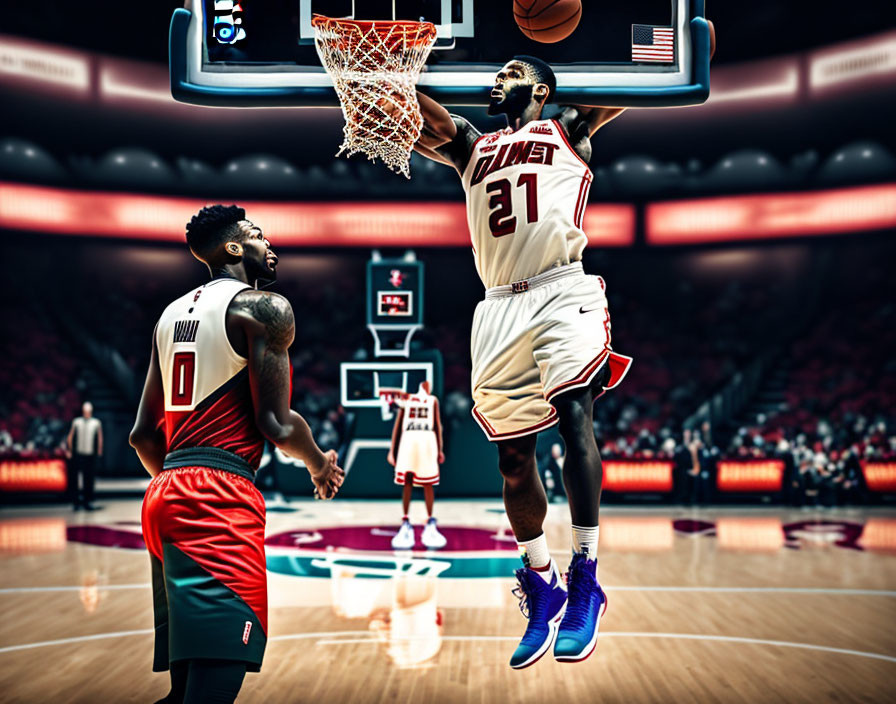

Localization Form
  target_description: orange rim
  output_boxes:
[311,14,438,45]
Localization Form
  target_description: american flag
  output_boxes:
[631,25,675,63]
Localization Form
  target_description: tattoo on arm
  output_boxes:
[253,293,295,351]
[234,291,296,424]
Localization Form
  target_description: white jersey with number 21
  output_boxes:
[461,119,593,289]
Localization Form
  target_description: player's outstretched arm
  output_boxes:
[235,290,345,499]
[415,91,481,173]
[129,328,167,477]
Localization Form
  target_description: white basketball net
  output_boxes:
[313,16,438,178]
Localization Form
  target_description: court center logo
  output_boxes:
[264,525,520,579]
[60,522,521,579]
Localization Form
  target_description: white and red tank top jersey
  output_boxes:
[155,278,267,470]
[461,119,593,289]
[401,392,436,433]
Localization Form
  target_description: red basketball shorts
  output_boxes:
[141,466,267,671]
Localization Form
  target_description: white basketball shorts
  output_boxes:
[394,431,440,486]
[470,262,632,442]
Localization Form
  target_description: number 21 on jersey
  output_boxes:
[486,173,538,237]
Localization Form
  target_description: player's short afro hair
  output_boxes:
[185,204,246,255]
[513,55,556,103]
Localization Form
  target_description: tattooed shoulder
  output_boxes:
[234,290,295,350]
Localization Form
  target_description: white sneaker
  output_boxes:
[391,520,415,549]
[421,518,447,549]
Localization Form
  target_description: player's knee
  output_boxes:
[497,438,537,482]
[498,456,533,483]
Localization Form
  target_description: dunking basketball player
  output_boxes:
[388,380,447,549]
[412,61,633,668]
[129,205,344,703]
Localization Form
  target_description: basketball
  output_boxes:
[513,0,582,43]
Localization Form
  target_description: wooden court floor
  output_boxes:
[1,500,894,703]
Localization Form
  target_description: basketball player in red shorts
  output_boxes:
[129,204,344,703]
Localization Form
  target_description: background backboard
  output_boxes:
[171,0,711,107]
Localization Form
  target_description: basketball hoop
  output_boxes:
[313,15,438,178]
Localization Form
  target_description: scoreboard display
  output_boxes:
[378,291,412,317]
[367,259,423,328]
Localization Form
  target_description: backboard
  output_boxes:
[170,0,711,107]
[366,251,423,356]
[339,359,438,473]
[341,361,434,416]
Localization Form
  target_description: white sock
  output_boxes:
[519,533,551,572]
[571,525,599,561]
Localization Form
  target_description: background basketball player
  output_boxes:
[412,50,680,667]
[388,380,447,549]
[129,204,344,703]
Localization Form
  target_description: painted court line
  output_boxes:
[2,630,895,665]
[0,584,151,594]
[608,587,896,597]
[0,630,153,654]
[0,630,369,655]
[315,633,896,664]
[1,584,894,597]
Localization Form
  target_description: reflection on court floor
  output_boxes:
[1,501,895,702]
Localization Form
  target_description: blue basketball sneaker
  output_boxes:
[509,560,568,669]
[554,550,607,663]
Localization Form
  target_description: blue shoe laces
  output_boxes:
[512,568,534,619]
[513,567,557,621]
[562,553,598,631]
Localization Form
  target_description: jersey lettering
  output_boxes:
[173,320,200,343]
[470,140,558,185]
[462,120,591,288]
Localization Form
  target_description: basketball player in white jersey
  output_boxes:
[387,381,446,549]
[411,57,634,668]
[130,205,344,703]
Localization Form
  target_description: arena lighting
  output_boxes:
[704,58,799,106]
[716,461,784,493]
[646,184,896,245]
[100,65,174,104]
[582,205,637,246]
[0,182,636,246]
[0,459,67,493]
[810,31,896,94]
[861,462,896,493]
[602,461,674,493]
[0,35,90,94]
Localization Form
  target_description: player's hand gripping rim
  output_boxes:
[311,449,345,500]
